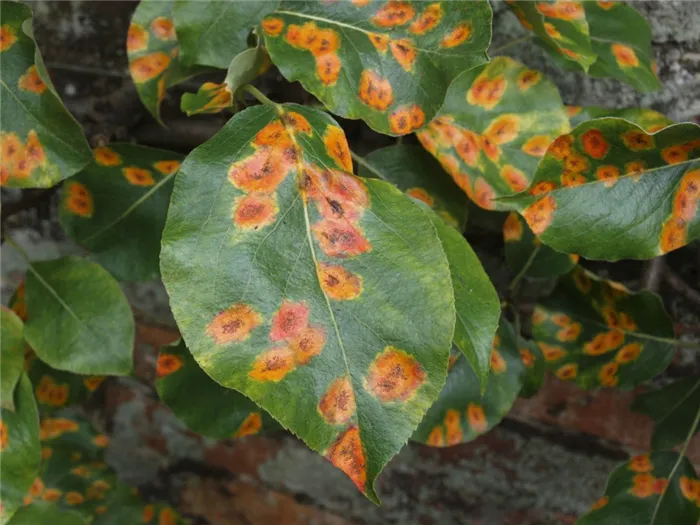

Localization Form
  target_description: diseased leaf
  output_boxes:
[632,378,700,451]
[507,1,596,71]
[417,57,569,210]
[504,118,700,260]
[172,0,277,69]
[518,337,546,398]
[127,0,207,122]
[1,307,25,411]
[585,1,661,93]
[503,212,578,279]
[0,374,41,525]
[357,145,499,391]
[27,357,105,414]
[577,452,700,525]
[181,45,269,117]
[156,340,280,439]
[262,0,492,135]
[161,103,455,501]
[532,267,675,390]
[59,144,184,282]
[0,1,91,188]
[360,145,468,229]
[413,321,524,446]
[7,503,87,525]
[568,106,673,133]
[24,257,134,376]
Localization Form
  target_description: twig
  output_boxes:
[641,257,665,292]
[664,269,700,306]
[240,84,278,108]
[508,245,541,292]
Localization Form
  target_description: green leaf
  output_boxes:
[27,357,105,414]
[1,307,25,411]
[181,45,269,117]
[417,56,569,210]
[24,257,134,376]
[59,144,184,282]
[568,106,673,133]
[506,1,596,71]
[7,503,87,525]
[518,337,546,399]
[127,0,207,122]
[354,146,499,392]
[532,267,675,390]
[0,1,91,189]
[503,211,578,279]
[632,378,700,451]
[172,0,277,69]
[577,452,700,525]
[262,0,491,136]
[156,339,279,439]
[504,118,700,260]
[0,374,41,525]
[161,103,455,502]
[585,1,661,93]
[412,321,524,446]
[360,145,468,229]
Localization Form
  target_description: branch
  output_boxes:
[641,257,665,292]
[664,269,700,306]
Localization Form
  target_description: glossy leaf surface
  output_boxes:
[632,378,700,451]
[507,1,595,71]
[532,267,675,390]
[577,452,700,525]
[172,0,276,69]
[156,340,279,439]
[1,307,25,411]
[0,375,41,525]
[127,0,206,122]
[568,106,673,133]
[413,322,524,446]
[358,145,499,390]
[506,118,700,260]
[24,257,134,376]
[585,1,661,93]
[503,212,578,279]
[59,144,184,281]
[417,57,569,210]
[263,0,492,135]
[0,1,91,188]
[27,357,104,414]
[161,103,455,501]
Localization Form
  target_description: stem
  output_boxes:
[240,85,277,108]
[630,333,700,351]
[45,62,128,78]
[3,235,31,261]
[350,151,384,179]
[508,245,541,292]
[490,35,534,55]
[396,136,404,146]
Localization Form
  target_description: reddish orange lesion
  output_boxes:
[358,70,394,111]
[454,129,480,167]
[156,353,183,378]
[83,376,105,392]
[615,342,642,364]
[503,212,523,242]
[39,418,80,440]
[122,166,155,186]
[520,348,536,368]
[522,135,552,157]
[427,426,446,447]
[561,171,586,187]
[319,376,356,425]
[389,39,417,72]
[552,1,585,20]
[229,146,293,194]
[289,326,326,365]
[153,159,181,175]
[480,135,501,163]
[555,363,578,381]
[282,111,313,136]
[590,495,609,512]
[233,192,278,230]
[406,187,434,207]
[409,3,442,35]
[151,17,176,41]
[18,65,47,94]
[466,403,488,433]
[612,43,639,68]
[250,346,296,382]
[129,52,171,84]
[673,169,700,221]
[0,420,8,451]
[207,303,263,345]
[517,70,541,90]
[93,146,122,167]
[660,216,687,254]
[556,322,581,342]
[440,23,472,48]
[364,346,427,403]
[539,342,566,362]
[0,24,18,52]
[661,145,688,165]
[372,1,415,28]
[484,115,520,145]
[311,168,369,222]
[474,177,496,210]
[389,105,425,135]
[312,219,372,258]
[323,126,353,172]
[326,425,367,492]
[467,74,507,110]
[25,130,46,170]
[65,182,94,218]
[501,165,529,193]
[581,129,610,159]
[529,181,557,196]
[549,134,574,160]
[318,263,363,301]
[444,409,463,445]
[629,473,655,498]
[595,165,620,187]
[316,54,342,86]
[367,32,390,52]
[284,22,342,86]
[262,17,285,37]
[127,23,149,52]
[679,476,700,503]
[621,130,654,151]
[35,375,70,407]
[490,349,507,374]
[270,301,310,343]
[599,362,619,387]
[235,412,263,437]
[522,195,557,235]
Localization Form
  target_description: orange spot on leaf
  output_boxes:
[318,263,363,301]
[522,195,556,235]
[612,43,639,68]
[467,403,488,433]
[474,177,496,210]
[539,342,566,362]
[490,349,507,374]
[445,409,463,445]
[233,192,278,230]
[123,166,155,186]
[153,159,181,175]
[235,412,263,437]
[595,165,620,187]
[316,53,342,86]
[390,39,417,72]
[441,23,472,48]
[65,182,94,217]
[616,342,642,364]
[207,304,262,344]
[581,129,610,159]
[156,353,183,378]
[661,145,688,165]
[250,346,296,382]
[262,17,285,36]
[313,219,371,258]
[555,363,578,381]
[0,24,18,52]
[621,130,654,151]
[326,425,367,492]
[467,75,506,110]
[282,111,312,136]
[229,146,292,193]
[18,65,46,94]
[129,52,171,84]
[368,32,390,52]
[427,426,445,447]
[518,70,541,90]
[151,17,175,41]
[660,217,687,254]
[484,114,520,145]
[290,326,326,365]
[319,376,356,425]
[372,1,415,28]
[127,23,148,52]
[359,70,394,111]
[93,146,122,167]
[270,301,310,343]
[522,135,551,157]
[324,126,353,171]
[503,212,523,242]
[409,3,442,35]
[365,346,426,403]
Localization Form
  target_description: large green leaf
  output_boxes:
[577,452,700,525]
[505,118,700,260]
[59,144,184,282]
[7,503,87,525]
[532,267,675,390]
[568,106,673,133]
[161,103,455,501]
[503,211,578,279]
[360,145,468,229]
[23,257,134,376]
[172,0,276,69]
[127,0,206,122]
[1,307,25,411]
[585,1,661,93]
[412,321,524,446]
[262,0,492,136]
[632,378,700,451]
[156,340,279,439]
[416,56,569,210]
[0,374,41,525]
[27,357,105,414]
[506,1,596,71]
[357,145,499,391]
[0,1,91,188]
